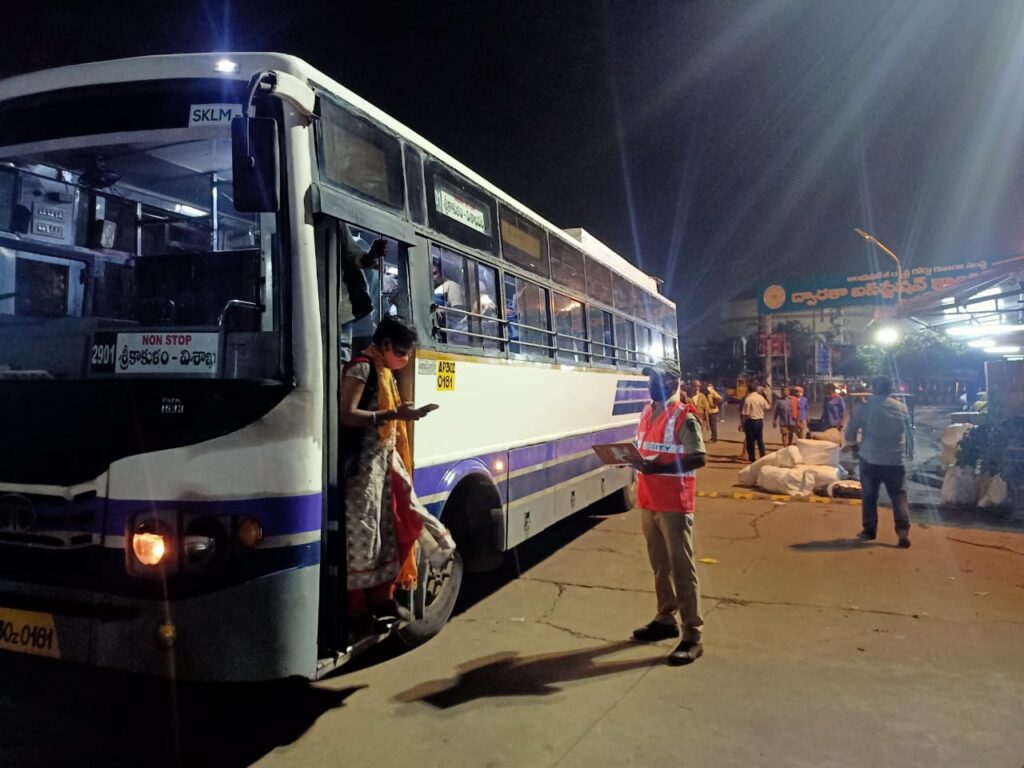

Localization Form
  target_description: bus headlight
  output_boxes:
[183,516,226,570]
[184,533,216,562]
[131,524,168,566]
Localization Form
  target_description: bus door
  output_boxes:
[317,216,413,657]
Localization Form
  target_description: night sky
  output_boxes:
[5,0,1024,335]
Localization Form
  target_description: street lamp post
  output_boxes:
[854,227,903,308]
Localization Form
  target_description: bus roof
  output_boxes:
[0,52,668,300]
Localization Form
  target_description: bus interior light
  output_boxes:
[215,59,239,74]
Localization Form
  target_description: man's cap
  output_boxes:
[641,359,682,378]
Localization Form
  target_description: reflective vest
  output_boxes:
[635,399,699,513]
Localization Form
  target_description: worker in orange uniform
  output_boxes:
[630,359,707,665]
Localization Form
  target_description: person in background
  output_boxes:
[740,385,770,461]
[349,234,389,353]
[772,386,797,447]
[821,383,847,431]
[340,315,453,627]
[841,375,912,549]
[687,379,712,440]
[631,359,707,666]
[706,383,723,442]
[793,385,809,439]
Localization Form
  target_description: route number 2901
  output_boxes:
[91,343,116,367]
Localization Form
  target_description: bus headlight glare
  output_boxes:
[132,532,166,566]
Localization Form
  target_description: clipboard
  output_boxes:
[592,442,645,469]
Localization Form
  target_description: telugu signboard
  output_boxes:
[758,260,991,314]
[89,332,220,376]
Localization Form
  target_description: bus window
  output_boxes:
[588,307,614,365]
[613,315,637,366]
[471,260,501,351]
[500,204,549,279]
[586,257,613,307]
[549,237,586,296]
[553,292,587,363]
[404,144,426,225]
[612,273,633,315]
[429,245,499,350]
[430,245,470,346]
[664,335,679,360]
[504,273,552,357]
[348,227,410,327]
[637,326,657,365]
[319,97,404,210]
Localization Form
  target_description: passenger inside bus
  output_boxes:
[431,255,468,345]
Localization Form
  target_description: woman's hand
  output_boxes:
[395,402,422,421]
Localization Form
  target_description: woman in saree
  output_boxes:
[340,315,454,624]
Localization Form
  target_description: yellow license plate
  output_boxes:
[0,607,61,659]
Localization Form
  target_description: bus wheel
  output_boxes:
[599,471,637,514]
[394,550,464,647]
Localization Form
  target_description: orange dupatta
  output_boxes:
[362,345,422,589]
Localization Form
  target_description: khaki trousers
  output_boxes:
[641,508,703,642]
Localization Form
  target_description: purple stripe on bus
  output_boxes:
[412,449,508,499]
[412,423,638,502]
[104,494,322,536]
[614,391,649,402]
[509,442,555,473]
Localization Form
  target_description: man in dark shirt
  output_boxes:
[821,383,847,430]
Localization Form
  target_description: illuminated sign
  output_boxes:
[758,260,991,313]
[112,333,220,375]
[434,182,489,235]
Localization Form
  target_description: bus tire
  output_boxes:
[599,471,637,514]
[394,550,464,648]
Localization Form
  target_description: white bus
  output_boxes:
[0,52,678,680]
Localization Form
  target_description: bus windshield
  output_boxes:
[0,129,284,381]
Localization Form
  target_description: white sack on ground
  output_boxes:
[940,466,977,506]
[777,444,803,468]
[758,466,808,496]
[737,445,804,486]
[796,438,841,467]
[799,465,842,495]
[978,475,1010,508]
[940,424,974,467]
[810,428,843,446]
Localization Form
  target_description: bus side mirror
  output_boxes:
[231,116,280,212]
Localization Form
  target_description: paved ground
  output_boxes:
[1,406,1022,767]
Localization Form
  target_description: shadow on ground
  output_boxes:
[0,654,361,768]
[452,507,609,618]
[393,640,662,708]
[790,537,901,552]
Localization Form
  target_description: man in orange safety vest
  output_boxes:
[631,359,707,665]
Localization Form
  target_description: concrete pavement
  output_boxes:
[255,434,1024,768]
